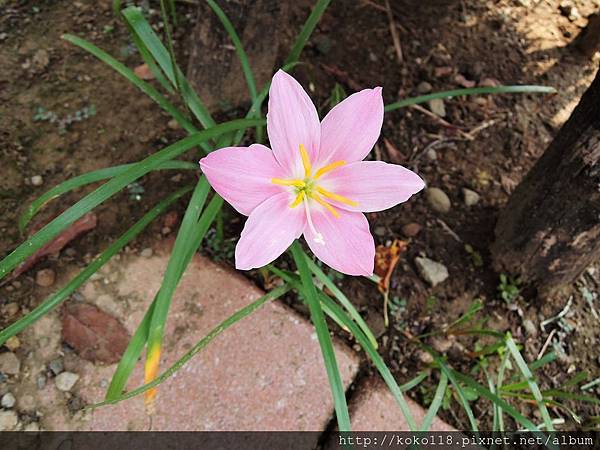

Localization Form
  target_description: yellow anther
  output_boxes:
[299,144,312,178]
[316,186,359,207]
[290,190,306,208]
[272,178,306,188]
[310,193,340,218]
[314,160,346,179]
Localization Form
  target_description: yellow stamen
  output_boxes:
[299,144,312,177]
[314,160,346,179]
[290,190,306,208]
[272,178,306,188]
[316,186,359,207]
[310,193,340,218]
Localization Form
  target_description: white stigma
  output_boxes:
[304,197,325,245]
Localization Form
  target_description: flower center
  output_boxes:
[271,144,358,245]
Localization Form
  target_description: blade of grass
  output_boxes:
[62,34,196,135]
[269,265,418,430]
[122,6,216,131]
[421,372,448,431]
[384,85,557,112]
[0,118,263,281]
[0,185,192,346]
[305,256,378,349]
[19,160,197,232]
[91,283,292,408]
[423,347,479,431]
[451,369,548,435]
[159,0,183,95]
[506,334,554,431]
[290,241,351,432]
[284,0,331,66]
[496,350,511,432]
[109,194,222,399]
[206,0,257,102]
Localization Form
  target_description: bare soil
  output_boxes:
[1,0,599,431]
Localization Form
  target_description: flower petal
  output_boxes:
[320,161,425,212]
[317,87,384,166]
[267,70,320,176]
[200,144,285,216]
[304,207,375,276]
[235,192,306,270]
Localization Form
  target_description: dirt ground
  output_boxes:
[1,0,599,431]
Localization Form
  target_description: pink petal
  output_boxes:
[320,161,425,213]
[235,192,306,270]
[317,87,384,166]
[267,70,320,176]
[304,207,375,276]
[200,144,285,216]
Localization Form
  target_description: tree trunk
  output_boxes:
[492,67,600,296]
[186,0,297,113]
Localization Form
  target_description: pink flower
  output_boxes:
[200,70,425,276]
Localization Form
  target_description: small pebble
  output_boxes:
[167,119,181,130]
[428,98,446,117]
[462,188,480,207]
[4,336,20,352]
[2,303,19,318]
[401,223,422,237]
[140,248,153,258]
[417,81,432,94]
[0,352,21,375]
[55,372,79,392]
[426,148,437,161]
[1,393,16,409]
[35,269,55,287]
[426,187,451,213]
[417,350,434,364]
[0,410,18,431]
[36,375,47,390]
[30,175,43,186]
[523,319,538,337]
[48,358,64,376]
[415,256,449,287]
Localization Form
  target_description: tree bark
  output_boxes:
[492,67,600,296]
[186,0,295,113]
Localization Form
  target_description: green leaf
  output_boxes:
[305,256,378,349]
[0,185,192,347]
[0,118,263,281]
[62,34,196,135]
[421,372,448,431]
[19,160,197,232]
[121,7,215,131]
[284,0,332,66]
[506,334,554,431]
[269,266,418,431]
[290,241,351,432]
[207,0,257,102]
[91,284,292,407]
[384,85,557,113]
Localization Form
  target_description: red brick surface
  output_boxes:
[70,242,359,431]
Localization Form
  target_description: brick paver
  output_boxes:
[70,241,359,431]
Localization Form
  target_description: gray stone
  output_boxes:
[36,375,47,390]
[0,411,18,431]
[1,392,15,408]
[30,175,43,186]
[140,248,153,258]
[417,81,432,94]
[462,188,480,206]
[426,148,437,161]
[374,226,386,237]
[415,257,449,287]
[426,188,451,213]
[523,319,538,337]
[0,352,20,375]
[48,358,64,376]
[55,372,79,392]
[428,98,446,117]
